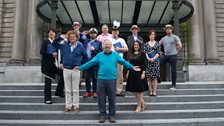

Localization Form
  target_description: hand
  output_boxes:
[82,31,89,35]
[89,46,95,51]
[73,66,80,72]
[115,47,120,52]
[126,73,129,79]
[61,34,68,39]
[133,66,141,72]
[59,64,64,69]
[52,53,57,57]
[141,73,145,80]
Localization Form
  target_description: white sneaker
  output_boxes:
[170,87,176,91]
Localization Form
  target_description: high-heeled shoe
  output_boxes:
[135,106,141,112]
[141,102,146,111]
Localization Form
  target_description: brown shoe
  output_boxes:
[74,107,80,113]
[64,108,71,112]
[99,117,105,123]
[109,117,116,123]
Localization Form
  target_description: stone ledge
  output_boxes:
[189,65,224,81]
[0,66,42,83]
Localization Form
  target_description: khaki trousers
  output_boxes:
[116,64,123,94]
[63,69,80,109]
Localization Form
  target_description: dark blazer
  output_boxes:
[83,39,103,59]
[127,35,144,52]
[40,39,57,79]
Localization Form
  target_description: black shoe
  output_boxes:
[55,93,65,97]
[116,93,125,97]
[45,101,52,104]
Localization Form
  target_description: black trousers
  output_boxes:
[85,66,98,93]
[160,54,177,87]
[44,69,65,102]
[55,69,65,96]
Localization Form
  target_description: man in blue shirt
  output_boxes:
[77,39,140,123]
[82,28,102,98]
[52,30,88,113]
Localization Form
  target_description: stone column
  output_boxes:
[25,0,43,65]
[188,0,204,64]
[9,0,28,65]
[172,0,185,82]
[203,0,221,64]
[0,0,2,35]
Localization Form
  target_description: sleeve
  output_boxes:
[93,42,103,54]
[156,42,161,55]
[40,40,53,58]
[79,54,99,70]
[81,44,89,64]
[174,35,180,43]
[141,53,147,71]
[122,39,127,47]
[51,35,63,49]
[116,53,134,70]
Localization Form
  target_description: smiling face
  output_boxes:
[48,30,56,39]
[89,32,97,39]
[73,24,80,31]
[103,39,112,52]
[131,28,138,35]
[69,34,77,45]
[166,28,173,35]
[112,30,119,38]
[149,31,156,41]
[102,25,109,34]
[133,42,140,52]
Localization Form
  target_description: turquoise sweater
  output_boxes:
[80,51,134,80]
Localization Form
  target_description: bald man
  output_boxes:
[78,39,140,123]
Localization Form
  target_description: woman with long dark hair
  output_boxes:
[126,41,148,112]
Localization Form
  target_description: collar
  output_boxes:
[102,33,109,36]
[69,42,78,47]
[48,38,54,43]
[104,51,112,55]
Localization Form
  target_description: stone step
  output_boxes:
[0,118,224,126]
[0,109,224,120]
[0,101,224,111]
[0,88,224,96]
[0,82,224,90]
[1,94,224,103]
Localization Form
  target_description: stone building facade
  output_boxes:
[0,0,224,82]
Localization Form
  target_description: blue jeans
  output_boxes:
[97,79,116,118]
[84,66,98,93]
[160,54,177,87]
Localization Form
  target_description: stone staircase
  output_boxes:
[0,82,224,126]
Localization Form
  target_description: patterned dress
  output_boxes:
[143,42,160,78]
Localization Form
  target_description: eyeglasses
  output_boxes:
[70,36,76,39]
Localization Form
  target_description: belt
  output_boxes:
[64,66,74,70]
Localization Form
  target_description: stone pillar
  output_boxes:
[9,0,28,65]
[189,0,204,64]
[25,0,43,65]
[50,0,58,29]
[172,0,185,82]
[203,0,221,64]
[0,0,2,35]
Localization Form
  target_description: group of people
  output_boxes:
[40,21,182,123]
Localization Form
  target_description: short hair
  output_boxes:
[47,28,57,34]
[102,24,109,28]
[66,30,80,40]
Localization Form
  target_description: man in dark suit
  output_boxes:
[127,25,144,53]
[82,28,102,98]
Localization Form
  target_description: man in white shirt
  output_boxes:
[109,26,128,96]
